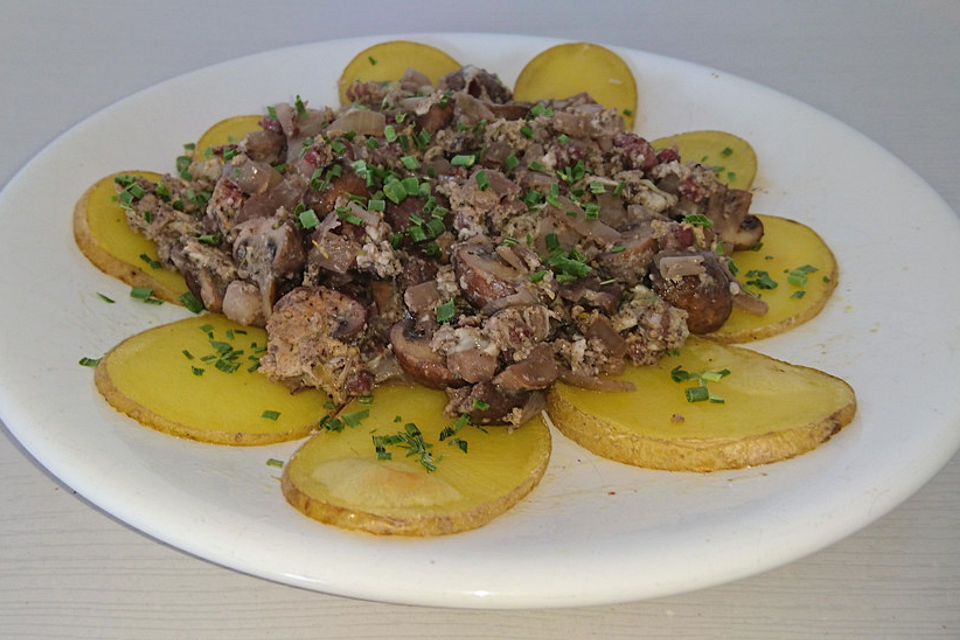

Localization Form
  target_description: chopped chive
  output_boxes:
[745,270,777,290]
[682,213,713,227]
[266,458,284,468]
[685,386,710,403]
[178,291,205,314]
[529,269,548,283]
[435,299,456,324]
[475,170,490,191]
[139,253,162,270]
[298,208,320,229]
[401,176,420,195]
[340,408,370,427]
[78,357,101,368]
[451,154,476,167]
[261,410,281,421]
[130,287,162,304]
[97,292,115,304]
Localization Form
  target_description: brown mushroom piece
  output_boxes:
[703,187,763,251]
[221,280,267,327]
[240,129,286,165]
[439,65,513,104]
[450,242,525,310]
[443,381,531,425]
[416,101,455,134]
[168,237,237,314]
[597,223,659,287]
[303,170,370,218]
[232,216,306,318]
[650,251,733,334]
[493,343,558,392]
[446,348,499,384]
[389,320,463,389]
[727,213,764,251]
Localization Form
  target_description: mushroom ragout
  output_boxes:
[117,65,766,426]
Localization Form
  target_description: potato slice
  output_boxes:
[282,384,551,535]
[337,41,461,106]
[708,215,838,343]
[195,114,263,156]
[547,337,856,472]
[74,171,189,303]
[95,314,328,445]
[513,42,637,130]
[650,130,757,190]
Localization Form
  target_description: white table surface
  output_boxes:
[1,1,958,637]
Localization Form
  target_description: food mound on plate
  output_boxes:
[113,64,770,427]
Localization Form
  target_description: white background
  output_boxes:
[1,1,958,637]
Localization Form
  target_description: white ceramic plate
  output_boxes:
[1,33,959,609]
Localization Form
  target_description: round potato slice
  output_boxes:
[513,42,637,130]
[282,384,552,536]
[708,215,838,343]
[547,337,856,472]
[74,171,189,303]
[195,114,263,156]
[337,41,461,106]
[650,130,757,190]
[95,314,329,445]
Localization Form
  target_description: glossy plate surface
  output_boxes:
[1,33,958,608]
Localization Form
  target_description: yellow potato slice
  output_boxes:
[650,130,757,190]
[95,314,328,445]
[337,41,461,106]
[708,215,838,343]
[74,171,189,303]
[195,114,263,156]
[282,384,551,536]
[513,42,637,130]
[547,336,856,472]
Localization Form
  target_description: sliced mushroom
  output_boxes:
[443,381,529,425]
[650,251,733,334]
[222,280,267,327]
[446,348,498,383]
[727,213,764,251]
[493,343,558,392]
[232,216,306,317]
[389,320,463,389]
[169,237,237,314]
[451,242,524,309]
